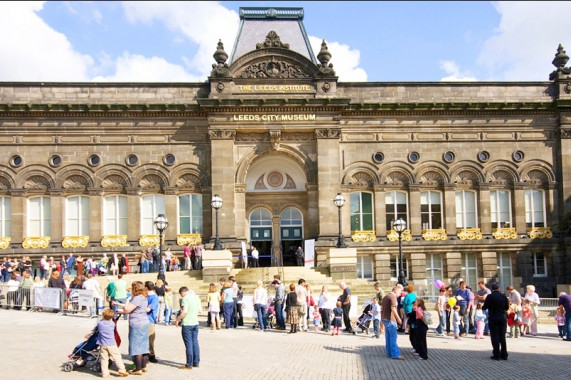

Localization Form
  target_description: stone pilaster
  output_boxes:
[444,185,456,236]
[316,130,341,238]
[409,185,421,236]
[445,252,462,283]
[306,185,319,239]
[374,185,386,236]
[9,189,25,244]
[481,251,498,281]
[479,185,491,235]
[209,131,236,240]
[234,184,247,240]
[164,190,177,241]
[126,187,140,242]
[88,188,103,242]
[50,190,63,242]
[374,253,391,286]
[513,185,526,235]
[410,253,427,294]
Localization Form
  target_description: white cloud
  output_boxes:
[439,60,477,81]
[477,2,571,81]
[309,36,367,82]
[0,1,94,81]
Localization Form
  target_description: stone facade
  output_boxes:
[0,7,570,297]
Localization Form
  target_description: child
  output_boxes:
[413,298,428,360]
[368,297,381,339]
[312,305,321,331]
[521,299,532,335]
[473,303,486,339]
[332,301,343,336]
[164,286,173,325]
[207,283,221,330]
[97,308,128,378]
[507,302,522,338]
[555,305,566,339]
[452,305,461,339]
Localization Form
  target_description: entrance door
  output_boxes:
[249,208,272,267]
[280,207,303,266]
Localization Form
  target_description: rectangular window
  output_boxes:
[140,195,165,235]
[461,253,478,290]
[497,252,512,290]
[66,196,90,236]
[455,190,477,228]
[0,197,11,237]
[385,191,408,230]
[28,196,51,236]
[178,194,203,234]
[357,255,374,279]
[426,254,443,298]
[104,196,128,235]
[421,191,442,229]
[533,252,547,276]
[390,255,409,279]
[525,189,546,228]
[490,190,512,228]
[350,192,374,231]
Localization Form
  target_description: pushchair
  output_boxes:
[353,302,372,334]
[62,327,101,373]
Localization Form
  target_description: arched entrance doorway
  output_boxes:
[249,207,273,267]
[280,207,303,266]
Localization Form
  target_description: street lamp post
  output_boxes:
[154,213,168,280]
[393,218,408,287]
[333,193,347,248]
[211,194,223,250]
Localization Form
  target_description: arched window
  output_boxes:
[524,189,546,228]
[0,197,11,237]
[490,190,512,228]
[280,207,302,239]
[250,208,272,240]
[28,196,51,236]
[350,192,373,231]
[104,195,128,235]
[455,190,478,228]
[178,194,203,234]
[141,195,165,234]
[66,196,90,236]
[421,191,443,229]
[385,191,408,230]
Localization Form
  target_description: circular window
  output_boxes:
[443,151,455,163]
[163,154,176,166]
[267,171,284,188]
[477,151,490,163]
[372,152,385,163]
[408,151,420,163]
[512,150,524,162]
[10,155,23,168]
[88,154,101,167]
[126,154,139,166]
[49,155,62,167]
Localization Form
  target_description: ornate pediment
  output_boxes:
[102,175,127,191]
[349,172,374,187]
[176,174,201,190]
[24,175,50,191]
[139,174,163,191]
[256,31,290,49]
[63,175,89,191]
[238,57,310,79]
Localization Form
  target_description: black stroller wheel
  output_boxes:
[62,363,73,372]
[92,362,101,372]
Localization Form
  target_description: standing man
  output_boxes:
[40,255,48,280]
[373,282,385,334]
[474,281,491,335]
[194,242,203,270]
[382,286,404,360]
[152,245,160,273]
[175,286,201,370]
[113,274,128,319]
[145,281,159,363]
[339,282,354,334]
[482,283,509,360]
[455,281,472,336]
[558,292,571,341]
[295,246,304,267]
[272,276,286,330]
[66,253,75,276]
[183,243,192,271]
[506,285,522,307]
[251,246,259,268]
[82,273,102,318]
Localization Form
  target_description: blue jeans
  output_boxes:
[181,325,200,367]
[436,312,446,334]
[564,312,571,340]
[256,304,267,330]
[373,319,380,337]
[382,320,401,358]
[483,309,490,334]
[165,306,172,325]
[223,302,234,328]
[275,302,285,328]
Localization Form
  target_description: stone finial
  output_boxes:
[256,31,290,49]
[211,39,230,77]
[549,43,571,81]
[317,40,335,76]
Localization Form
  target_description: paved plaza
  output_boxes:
[1,309,570,380]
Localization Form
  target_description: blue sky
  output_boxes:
[0,1,569,82]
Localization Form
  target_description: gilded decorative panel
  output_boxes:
[139,234,160,247]
[62,236,89,248]
[492,228,517,240]
[527,227,552,239]
[351,230,376,243]
[22,236,51,249]
[457,228,482,240]
[177,234,203,246]
[387,229,412,242]
[422,229,447,241]
[0,237,11,250]
[101,235,128,247]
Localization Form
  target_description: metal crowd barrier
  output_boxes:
[0,283,65,313]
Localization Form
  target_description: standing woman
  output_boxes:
[435,287,447,336]
[221,280,235,328]
[117,281,150,375]
[402,285,417,332]
[253,280,268,331]
[285,284,299,334]
[318,286,333,332]
[76,255,84,276]
[524,285,541,336]
[413,298,429,360]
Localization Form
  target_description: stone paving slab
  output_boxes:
[1,309,570,380]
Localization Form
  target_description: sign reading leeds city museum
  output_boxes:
[233,114,316,121]
[238,85,312,92]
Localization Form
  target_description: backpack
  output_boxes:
[422,310,432,326]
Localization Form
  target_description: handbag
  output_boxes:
[254,304,260,312]
[422,310,433,325]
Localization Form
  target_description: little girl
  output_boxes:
[555,305,566,338]
[206,283,221,330]
[312,305,321,331]
[413,298,428,360]
[452,305,461,339]
[521,299,532,335]
[331,301,343,336]
[507,302,522,338]
[473,303,486,339]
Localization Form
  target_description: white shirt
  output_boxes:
[83,278,102,300]
[254,287,268,305]
[251,249,259,259]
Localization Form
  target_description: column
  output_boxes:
[272,215,280,266]
[88,189,103,242]
[513,185,526,235]
[50,190,63,242]
[444,185,456,236]
[9,189,25,244]
[481,251,498,282]
[479,185,491,235]
[409,185,421,236]
[374,185,386,237]
[445,252,462,283]
[306,185,319,239]
[316,129,341,238]
[209,130,236,240]
[234,184,247,240]
[164,188,177,241]
[126,187,140,242]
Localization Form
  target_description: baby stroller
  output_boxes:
[353,302,372,334]
[62,327,101,373]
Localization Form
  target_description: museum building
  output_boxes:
[0,7,570,297]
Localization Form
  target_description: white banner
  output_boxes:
[77,289,94,307]
[304,239,315,268]
[242,295,255,318]
[34,287,62,309]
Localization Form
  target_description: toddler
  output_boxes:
[555,305,566,338]
[452,305,461,339]
[312,305,321,331]
[473,303,486,339]
[331,301,343,336]
[97,308,128,378]
[507,302,522,338]
[368,297,381,338]
[521,299,532,335]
